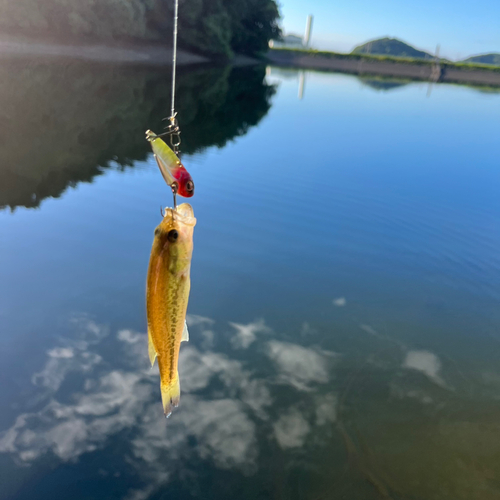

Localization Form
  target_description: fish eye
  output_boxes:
[167,229,179,242]
[185,180,194,193]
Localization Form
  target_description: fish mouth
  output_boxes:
[165,203,196,227]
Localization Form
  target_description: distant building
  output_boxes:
[269,34,304,49]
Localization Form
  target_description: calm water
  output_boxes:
[1,59,499,500]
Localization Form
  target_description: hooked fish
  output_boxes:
[146,203,196,416]
[146,130,194,198]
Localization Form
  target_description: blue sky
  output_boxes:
[279,0,500,60]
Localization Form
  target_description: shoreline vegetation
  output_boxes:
[266,48,500,87]
[0,0,281,60]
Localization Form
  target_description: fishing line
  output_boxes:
[169,0,180,209]
[170,0,179,120]
[151,0,181,152]
[146,0,183,209]
[164,0,182,159]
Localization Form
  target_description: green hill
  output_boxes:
[352,37,433,60]
[462,54,500,66]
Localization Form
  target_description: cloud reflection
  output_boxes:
[31,316,107,393]
[0,314,337,499]
[2,370,151,462]
[315,393,338,425]
[1,313,482,500]
[266,341,335,391]
[229,319,271,349]
[403,350,446,388]
[273,409,310,449]
[333,297,346,307]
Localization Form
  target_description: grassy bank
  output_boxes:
[268,47,500,74]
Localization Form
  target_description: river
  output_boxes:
[0,60,499,500]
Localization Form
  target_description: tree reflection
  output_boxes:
[0,61,276,210]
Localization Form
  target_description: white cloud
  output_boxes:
[186,314,216,349]
[200,329,215,350]
[273,409,310,449]
[266,341,333,391]
[403,350,446,388]
[0,370,152,462]
[179,346,248,393]
[229,319,272,349]
[239,379,272,419]
[48,348,74,358]
[125,483,164,500]
[117,330,143,344]
[315,394,337,426]
[333,297,346,307]
[186,314,214,327]
[31,319,105,392]
[0,315,341,500]
[181,398,258,469]
[69,315,109,346]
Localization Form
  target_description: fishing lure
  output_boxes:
[146,130,194,198]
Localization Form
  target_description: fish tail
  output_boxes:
[161,374,180,417]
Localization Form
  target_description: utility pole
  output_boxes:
[298,70,306,100]
[304,15,313,47]
[430,44,441,82]
[428,44,442,97]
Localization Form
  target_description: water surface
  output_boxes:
[1,61,499,500]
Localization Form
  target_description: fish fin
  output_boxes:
[181,321,189,342]
[161,374,180,417]
[148,329,157,367]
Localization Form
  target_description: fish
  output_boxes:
[146,203,196,416]
[146,130,195,198]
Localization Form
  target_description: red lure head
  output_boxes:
[172,164,195,198]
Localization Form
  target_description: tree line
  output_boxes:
[0,0,281,57]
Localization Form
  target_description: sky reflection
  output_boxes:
[3,308,500,500]
[0,315,339,499]
[1,64,500,500]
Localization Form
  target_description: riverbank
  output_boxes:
[267,48,500,87]
[0,34,261,66]
[0,34,210,65]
